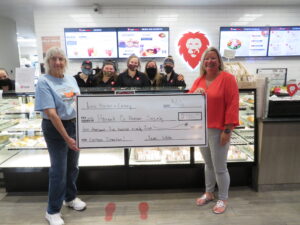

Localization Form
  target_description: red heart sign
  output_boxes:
[287,84,298,96]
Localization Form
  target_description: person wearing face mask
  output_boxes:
[93,61,118,87]
[144,60,162,87]
[73,60,95,87]
[0,68,15,91]
[161,56,186,87]
[116,55,150,87]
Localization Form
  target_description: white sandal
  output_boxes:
[196,194,214,206]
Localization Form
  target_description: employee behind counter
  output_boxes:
[0,68,15,91]
[74,60,95,87]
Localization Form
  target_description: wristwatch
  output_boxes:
[223,128,231,134]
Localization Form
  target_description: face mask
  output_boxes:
[164,66,173,74]
[128,64,137,71]
[146,68,157,80]
[0,79,11,87]
[103,71,113,77]
[82,68,93,76]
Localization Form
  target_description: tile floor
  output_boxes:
[0,187,299,225]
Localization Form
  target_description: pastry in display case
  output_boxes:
[130,147,190,165]
[6,135,46,150]
[133,147,161,162]
[0,95,126,167]
[227,145,248,161]
[239,93,255,129]
[224,62,256,89]
[0,135,10,150]
[0,90,257,192]
[195,90,256,163]
[7,118,42,132]
[0,96,41,166]
[0,91,256,169]
[164,147,190,163]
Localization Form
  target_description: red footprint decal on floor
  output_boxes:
[105,202,116,221]
[139,202,149,220]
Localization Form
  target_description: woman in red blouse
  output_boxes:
[189,47,239,214]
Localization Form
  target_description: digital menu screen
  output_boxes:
[268,26,300,56]
[219,27,270,57]
[117,27,169,58]
[64,28,118,59]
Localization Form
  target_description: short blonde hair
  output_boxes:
[44,47,68,74]
[199,46,224,76]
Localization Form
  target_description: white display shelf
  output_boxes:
[0,148,124,168]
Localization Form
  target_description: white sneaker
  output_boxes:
[64,197,87,211]
[45,212,64,225]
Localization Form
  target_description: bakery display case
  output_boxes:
[128,90,255,165]
[194,90,256,163]
[0,96,44,154]
[129,147,191,165]
[0,92,125,168]
[0,88,257,192]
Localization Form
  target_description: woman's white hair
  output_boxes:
[44,47,68,74]
[199,46,224,76]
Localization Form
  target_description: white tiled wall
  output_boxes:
[34,6,300,88]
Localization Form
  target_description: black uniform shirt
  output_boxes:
[161,71,186,87]
[74,73,95,87]
[93,76,117,87]
[117,70,150,87]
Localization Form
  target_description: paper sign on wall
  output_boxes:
[42,36,61,58]
[15,68,35,93]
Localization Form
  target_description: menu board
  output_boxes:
[117,27,169,58]
[268,26,300,56]
[219,27,269,57]
[64,28,118,59]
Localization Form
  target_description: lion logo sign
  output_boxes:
[178,32,210,69]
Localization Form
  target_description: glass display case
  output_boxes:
[0,88,257,192]
[130,90,256,165]
[129,147,191,165]
[0,95,38,166]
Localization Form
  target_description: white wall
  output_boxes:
[34,6,300,88]
[19,46,38,63]
[0,16,20,79]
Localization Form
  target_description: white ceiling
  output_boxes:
[0,0,300,40]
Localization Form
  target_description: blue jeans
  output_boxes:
[42,119,79,214]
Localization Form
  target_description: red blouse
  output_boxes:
[189,71,239,130]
